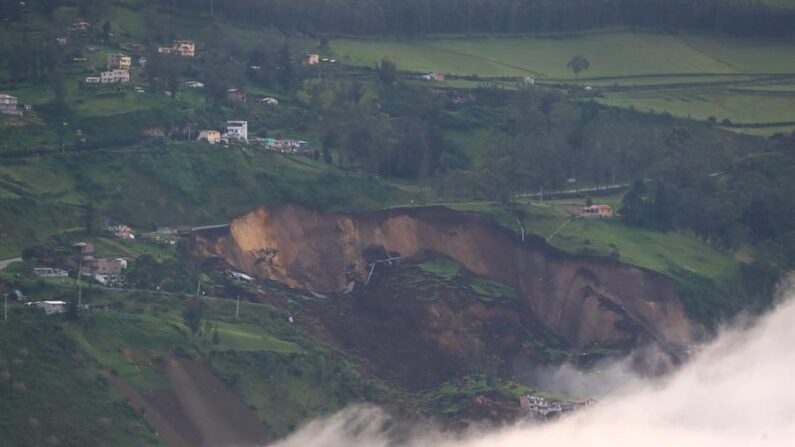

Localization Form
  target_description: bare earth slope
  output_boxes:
[189,205,697,355]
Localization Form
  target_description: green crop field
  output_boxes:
[331,32,795,79]
[597,86,795,126]
[331,32,795,133]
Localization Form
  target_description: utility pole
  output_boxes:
[196,276,202,296]
[77,258,83,309]
[209,0,214,17]
[4,293,8,322]
[235,295,240,320]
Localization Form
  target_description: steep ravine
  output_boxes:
[189,205,697,353]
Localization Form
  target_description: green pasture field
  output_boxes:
[597,86,795,127]
[331,32,795,80]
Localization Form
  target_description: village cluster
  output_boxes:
[519,394,596,418]
[196,120,313,154]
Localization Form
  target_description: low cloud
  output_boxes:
[271,292,795,447]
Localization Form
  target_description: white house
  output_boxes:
[101,69,130,83]
[85,76,101,84]
[225,120,248,142]
[257,97,279,106]
[34,267,69,278]
[0,93,22,115]
[108,53,132,70]
[26,301,67,315]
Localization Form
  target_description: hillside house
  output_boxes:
[173,40,195,57]
[34,267,69,278]
[85,76,101,84]
[160,40,196,57]
[257,97,279,106]
[524,76,535,85]
[184,80,204,88]
[226,88,247,103]
[197,130,221,144]
[108,53,132,70]
[0,93,22,115]
[26,301,67,315]
[225,120,248,142]
[303,53,320,65]
[107,224,134,239]
[88,258,126,276]
[71,21,91,31]
[580,204,614,219]
[100,69,130,83]
[519,394,562,416]
[421,73,445,82]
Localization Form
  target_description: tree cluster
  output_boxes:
[147,0,795,38]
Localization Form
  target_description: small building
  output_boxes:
[156,226,179,235]
[421,73,445,82]
[85,76,101,84]
[56,36,68,46]
[257,97,279,106]
[225,120,248,142]
[161,40,196,57]
[225,88,246,103]
[197,130,221,144]
[172,40,195,57]
[580,204,614,219]
[0,93,22,115]
[100,69,130,84]
[523,76,535,86]
[88,258,126,276]
[108,53,132,70]
[303,53,320,66]
[519,394,562,416]
[72,57,88,63]
[34,267,69,278]
[74,242,95,261]
[184,80,204,88]
[71,21,91,31]
[107,224,134,239]
[26,300,67,315]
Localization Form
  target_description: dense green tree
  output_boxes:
[182,299,205,335]
[375,58,398,85]
[566,55,591,77]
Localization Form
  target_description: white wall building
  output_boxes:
[100,69,130,83]
[225,120,248,142]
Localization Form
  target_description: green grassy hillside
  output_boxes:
[0,315,163,447]
[0,145,398,258]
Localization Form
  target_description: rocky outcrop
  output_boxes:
[189,205,697,352]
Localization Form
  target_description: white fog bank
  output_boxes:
[271,292,795,447]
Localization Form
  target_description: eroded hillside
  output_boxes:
[189,205,697,357]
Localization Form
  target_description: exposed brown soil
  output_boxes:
[302,260,546,390]
[189,205,697,359]
[106,357,269,447]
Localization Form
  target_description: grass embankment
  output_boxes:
[0,144,400,258]
[0,315,163,446]
[0,271,394,439]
